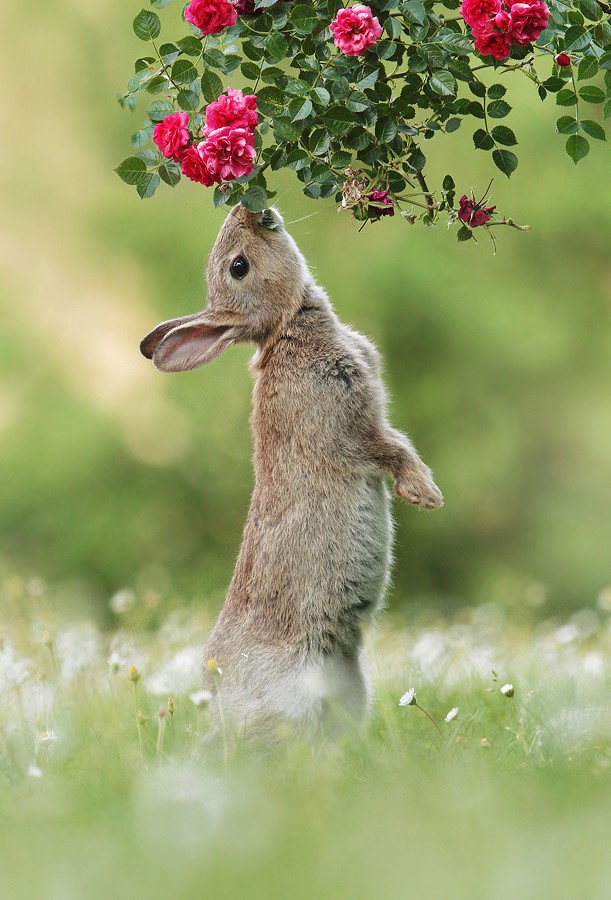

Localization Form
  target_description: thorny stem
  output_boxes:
[415,171,435,216]
[150,37,182,94]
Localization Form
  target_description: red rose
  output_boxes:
[184,0,237,35]
[472,22,512,59]
[460,0,501,28]
[368,190,395,219]
[153,112,191,162]
[457,194,496,227]
[200,126,256,182]
[507,0,549,45]
[204,88,258,135]
[329,5,382,57]
[181,145,215,186]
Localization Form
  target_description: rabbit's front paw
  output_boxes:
[395,472,444,510]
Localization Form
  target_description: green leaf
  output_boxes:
[457,224,473,241]
[311,129,331,155]
[429,71,457,97]
[311,86,331,106]
[286,149,310,171]
[159,43,181,65]
[376,118,398,142]
[564,25,591,51]
[355,70,379,91]
[200,70,223,103]
[176,36,203,56]
[150,0,174,8]
[446,117,461,133]
[240,184,269,213]
[115,156,147,185]
[136,172,161,199]
[213,185,232,208]
[172,59,199,85]
[491,125,517,146]
[488,99,511,118]
[575,0,601,20]
[565,133,590,163]
[556,115,580,134]
[487,83,507,100]
[578,85,605,103]
[473,128,494,150]
[289,98,313,121]
[159,162,182,187]
[492,148,518,177]
[241,62,260,81]
[265,32,288,59]
[324,106,356,134]
[133,9,161,41]
[177,89,199,111]
[329,150,352,169]
[604,98,611,119]
[556,89,577,106]
[578,56,599,80]
[580,119,606,140]
[401,1,426,24]
[290,4,318,33]
[257,86,286,116]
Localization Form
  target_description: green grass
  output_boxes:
[1,580,609,900]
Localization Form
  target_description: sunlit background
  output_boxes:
[1,0,610,628]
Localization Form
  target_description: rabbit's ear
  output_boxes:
[151,320,234,372]
[140,313,203,360]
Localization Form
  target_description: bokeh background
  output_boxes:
[1,0,610,630]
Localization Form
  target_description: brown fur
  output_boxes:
[141,206,443,741]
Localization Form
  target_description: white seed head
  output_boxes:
[190,689,213,708]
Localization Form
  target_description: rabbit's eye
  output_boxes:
[230,256,249,280]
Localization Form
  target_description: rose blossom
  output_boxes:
[472,22,512,59]
[200,126,256,182]
[507,0,549,45]
[205,88,258,135]
[184,0,237,35]
[153,112,191,162]
[457,194,496,227]
[367,189,395,219]
[329,5,382,57]
[181,145,215,186]
[460,0,501,28]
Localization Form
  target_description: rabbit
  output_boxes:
[141,204,443,742]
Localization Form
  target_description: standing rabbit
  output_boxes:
[141,205,443,741]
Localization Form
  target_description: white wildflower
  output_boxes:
[36,730,57,747]
[108,651,124,675]
[500,683,514,697]
[28,765,43,778]
[399,688,417,707]
[190,689,213,708]
[109,588,136,615]
[444,706,459,723]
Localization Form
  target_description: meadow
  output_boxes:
[1,0,610,896]
[1,577,610,899]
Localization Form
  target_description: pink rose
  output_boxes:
[153,112,191,162]
[368,189,395,219]
[457,194,496,227]
[329,5,382,57]
[205,88,258,135]
[181,145,215,186]
[460,0,501,28]
[507,0,549,45]
[200,126,256,182]
[472,23,512,59]
[184,0,237,35]
[493,9,511,29]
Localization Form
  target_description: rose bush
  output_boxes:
[117,0,610,242]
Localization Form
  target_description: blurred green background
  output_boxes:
[1,0,609,625]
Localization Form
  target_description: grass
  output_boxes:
[1,578,609,900]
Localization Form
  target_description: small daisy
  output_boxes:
[500,683,514,697]
[399,688,417,707]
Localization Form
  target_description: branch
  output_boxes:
[415,171,435,217]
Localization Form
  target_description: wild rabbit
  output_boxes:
[141,204,443,741]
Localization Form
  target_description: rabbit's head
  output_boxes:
[140,205,309,372]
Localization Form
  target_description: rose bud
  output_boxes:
[556,53,571,67]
